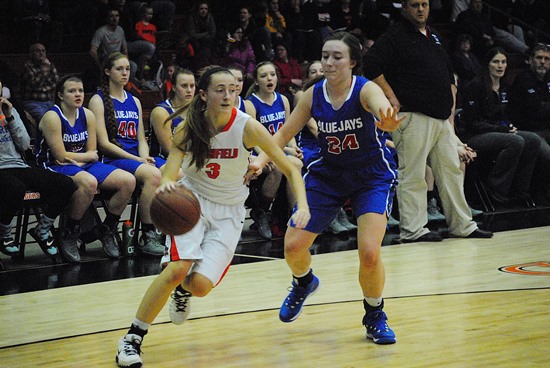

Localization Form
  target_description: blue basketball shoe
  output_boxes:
[362,309,396,344]
[279,275,320,322]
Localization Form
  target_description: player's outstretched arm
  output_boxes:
[361,81,404,132]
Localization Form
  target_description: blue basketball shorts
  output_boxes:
[290,158,397,234]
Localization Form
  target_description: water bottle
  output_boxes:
[122,220,135,256]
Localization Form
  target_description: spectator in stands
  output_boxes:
[273,43,303,99]
[451,33,482,87]
[461,47,543,207]
[160,62,177,100]
[364,0,493,243]
[174,32,195,70]
[88,52,164,256]
[510,0,550,47]
[149,68,195,171]
[508,43,550,142]
[224,25,255,84]
[186,0,217,70]
[129,4,157,81]
[9,0,52,47]
[450,0,469,23]
[0,78,77,259]
[357,0,393,41]
[20,43,58,124]
[245,4,275,62]
[265,0,293,52]
[455,0,529,57]
[51,0,100,52]
[90,7,138,81]
[280,0,304,60]
[296,0,333,62]
[151,0,176,32]
[508,43,550,205]
[245,61,302,239]
[330,0,363,37]
[37,74,137,262]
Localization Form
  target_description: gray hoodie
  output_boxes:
[0,108,31,169]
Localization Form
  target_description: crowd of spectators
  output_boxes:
[1,1,550,263]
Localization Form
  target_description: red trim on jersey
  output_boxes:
[220,108,238,132]
[170,236,181,262]
[215,263,231,287]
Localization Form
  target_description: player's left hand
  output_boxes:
[376,107,405,132]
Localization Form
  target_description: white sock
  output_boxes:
[364,296,383,308]
[132,318,151,332]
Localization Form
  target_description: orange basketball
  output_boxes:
[150,184,201,236]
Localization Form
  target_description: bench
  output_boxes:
[8,188,141,265]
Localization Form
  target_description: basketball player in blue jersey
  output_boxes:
[115,67,310,368]
[88,52,164,257]
[249,32,404,345]
[228,65,247,112]
[295,60,357,235]
[244,61,303,239]
[37,75,136,263]
[149,68,195,171]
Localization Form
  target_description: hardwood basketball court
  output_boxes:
[0,226,549,367]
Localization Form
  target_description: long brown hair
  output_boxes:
[244,61,278,98]
[324,31,363,76]
[100,52,129,148]
[173,67,235,170]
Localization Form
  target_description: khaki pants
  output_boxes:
[392,112,477,240]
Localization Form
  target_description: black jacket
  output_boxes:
[363,20,455,120]
[508,69,550,131]
[461,77,512,139]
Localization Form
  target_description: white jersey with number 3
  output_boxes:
[180,108,252,206]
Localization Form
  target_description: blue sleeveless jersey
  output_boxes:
[312,76,395,169]
[98,90,140,156]
[150,99,184,158]
[247,92,285,135]
[236,96,246,113]
[36,105,89,168]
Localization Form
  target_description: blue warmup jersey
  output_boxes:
[36,105,89,167]
[98,90,140,156]
[149,99,183,159]
[247,92,285,135]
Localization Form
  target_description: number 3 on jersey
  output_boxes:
[326,133,359,154]
[205,162,220,179]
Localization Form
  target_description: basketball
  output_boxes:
[150,184,201,236]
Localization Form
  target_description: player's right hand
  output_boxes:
[157,180,177,194]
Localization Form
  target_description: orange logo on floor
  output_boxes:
[499,262,550,276]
